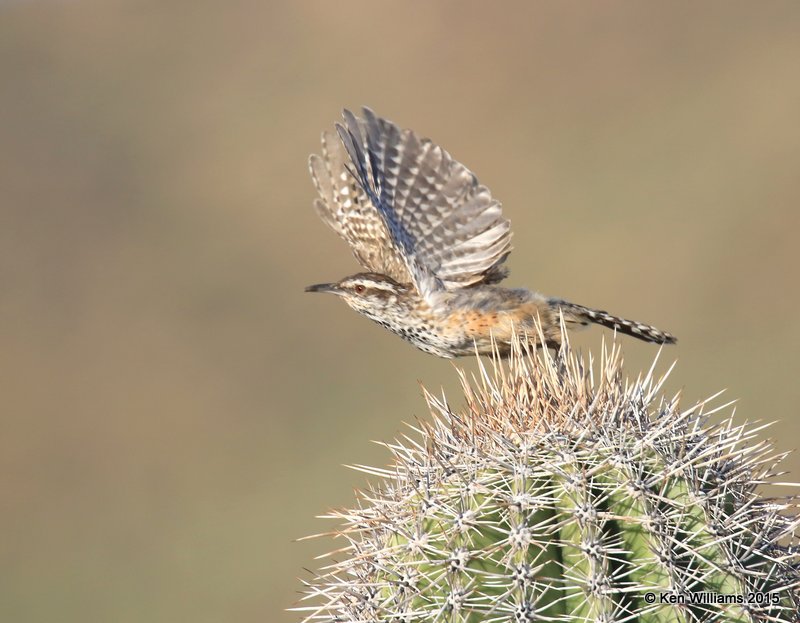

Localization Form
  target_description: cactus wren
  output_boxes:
[305,108,676,358]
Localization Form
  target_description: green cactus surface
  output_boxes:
[296,337,800,622]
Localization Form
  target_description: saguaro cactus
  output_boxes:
[296,336,800,621]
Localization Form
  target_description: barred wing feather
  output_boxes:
[308,129,412,284]
[311,107,512,301]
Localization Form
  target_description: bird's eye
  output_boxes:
[354,284,366,294]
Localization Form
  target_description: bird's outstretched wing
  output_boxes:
[309,128,412,284]
[310,108,512,300]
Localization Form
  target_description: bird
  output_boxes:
[305,107,676,358]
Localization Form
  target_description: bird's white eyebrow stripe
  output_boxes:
[352,280,397,292]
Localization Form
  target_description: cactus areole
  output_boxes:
[295,334,800,622]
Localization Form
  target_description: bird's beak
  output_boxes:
[305,282,341,295]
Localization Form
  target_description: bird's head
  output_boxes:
[305,273,410,319]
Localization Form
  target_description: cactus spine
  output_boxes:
[296,337,800,622]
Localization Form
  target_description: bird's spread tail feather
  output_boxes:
[554,300,677,345]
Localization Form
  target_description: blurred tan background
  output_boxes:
[2,2,799,621]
